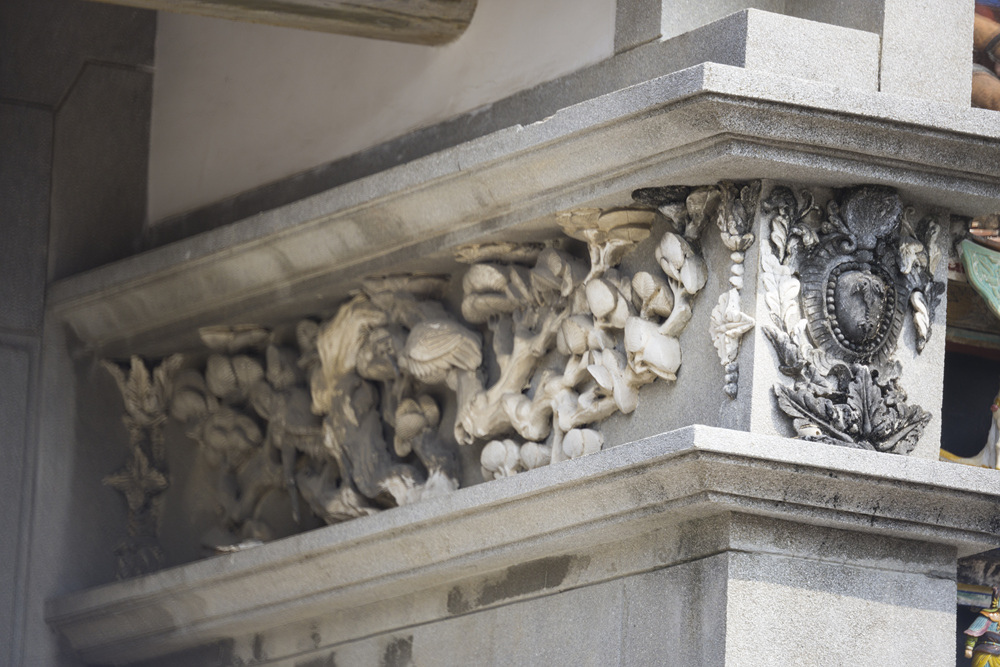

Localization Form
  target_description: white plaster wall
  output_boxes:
[147,0,616,223]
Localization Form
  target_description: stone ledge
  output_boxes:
[46,425,1000,665]
[48,61,1000,359]
[47,63,1000,356]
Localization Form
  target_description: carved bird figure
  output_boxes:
[399,320,482,386]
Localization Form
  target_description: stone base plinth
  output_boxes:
[48,426,999,666]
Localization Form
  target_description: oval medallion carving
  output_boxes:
[800,245,906,366]
[826,262,897,356]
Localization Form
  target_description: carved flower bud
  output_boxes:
[205,354,264,404]
[562,428,604,459]
[463,263,508,294]
[631,271,674,319]
[557,315,593,355]
[480,439,522,480]
[169,369,214,424]
[656,232,688,280]
[394,395,440,456]
[519,442,552,470]
[586,279,630,328]
[585,278,617,319]
[656,232,707,295]
[296,319,319,353]
[193,406,263,468]
[625,317,681,382]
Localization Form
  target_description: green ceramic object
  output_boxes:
[962,239,1000,322]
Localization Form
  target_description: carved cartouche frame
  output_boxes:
[799,186,908,366]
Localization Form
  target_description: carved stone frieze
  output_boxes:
[468,201,704,472]
[760,184,941,454]
[98,180,943,573]
[100,189,728,566]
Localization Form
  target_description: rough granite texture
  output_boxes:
[47,426,1000,665]
[880,0,973,106]
[50,59,1000,359]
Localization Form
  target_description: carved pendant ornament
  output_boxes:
[99,180,941,573]
[101,354,182,577]
[760,185,942,454]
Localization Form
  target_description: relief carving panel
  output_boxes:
[98,180,943,575]
[760,185,943,454]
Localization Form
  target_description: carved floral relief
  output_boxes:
[101,354,181,577]
[101,184,740,566]
[759,185,943,454]
[100,180,941,574]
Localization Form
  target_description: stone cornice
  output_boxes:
[46,426,1000,665]
[47,62,1000,358]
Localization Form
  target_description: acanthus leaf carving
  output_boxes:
[102,353,182,578]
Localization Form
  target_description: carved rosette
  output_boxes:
[760,184,941,454]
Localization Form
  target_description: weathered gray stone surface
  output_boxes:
[142,9,880,244]
[0,0,154,107]
[0,340,35,667]
[47,426,1000,665]
[741,10,878,89]
[0,104,51,333]
[52,58,1000,359]
[49,63,152,280]
[787,0,884,34]
[880,0,973,106]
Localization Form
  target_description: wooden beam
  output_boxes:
[87,0,477,45]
